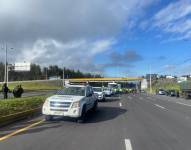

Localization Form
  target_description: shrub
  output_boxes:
[0,96,47,117]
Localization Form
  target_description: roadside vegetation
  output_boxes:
[148,79,180,93]
[0,62,101,82]
[0,96,47,117]
[0,80,62,91]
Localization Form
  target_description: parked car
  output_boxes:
[157,89,166,95]
[93,87,105,101]
[167,90,176,97]
[103,87,112,97]
[42,85,98,123]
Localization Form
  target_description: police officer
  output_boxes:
[13,85,24,98]
[2,83,9,99]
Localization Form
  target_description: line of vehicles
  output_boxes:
[42,82,121,123]
[156,81,191,99]
[156,89,179,97]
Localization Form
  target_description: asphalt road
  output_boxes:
[1,94,191,150]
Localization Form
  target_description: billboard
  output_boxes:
[14,62,31,71]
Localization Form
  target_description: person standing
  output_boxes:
[2,83,9,99]
[13,85,24,98]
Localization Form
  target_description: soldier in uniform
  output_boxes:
[2,83,9,99]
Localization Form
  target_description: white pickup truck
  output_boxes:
[93,87,105,101]
[42,85,98,123]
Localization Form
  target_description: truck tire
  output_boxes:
[45,115,53,121]
[77,106,86,123]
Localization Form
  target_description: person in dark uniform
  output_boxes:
[13,85,24,98]
[2,83,9,99]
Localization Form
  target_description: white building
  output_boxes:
[177,76,188,83]
[166,75,175,79]
[141,79,148,90]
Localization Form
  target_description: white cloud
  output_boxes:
[16,38,115,73]
[0,0,157,73]
[153,0,191,41]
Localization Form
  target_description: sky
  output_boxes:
[0,0,191,77]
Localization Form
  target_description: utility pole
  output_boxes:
[3,43,13,85]
[7,65,9,86]
[4,43,7,84]
[46,67,48,80]
[149,65,152,94]
[63,67,65,87]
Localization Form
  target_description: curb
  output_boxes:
[0,107,41,127]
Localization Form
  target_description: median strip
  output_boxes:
[0,119,44,141]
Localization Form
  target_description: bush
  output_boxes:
[0,96,47,117]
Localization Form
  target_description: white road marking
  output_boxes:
[125,139,133,150]
[154,104,166,110]
[176,102,191,107]
[119,102,122,107]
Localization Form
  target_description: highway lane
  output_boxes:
[1,94,191,150]
[124,94,191,150]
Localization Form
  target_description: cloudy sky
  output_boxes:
[0,0,191,76]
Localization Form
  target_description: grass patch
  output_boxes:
[0,80,62,91]
[147,81,180,94]
[0,95,47,117]
[154,82,180,91]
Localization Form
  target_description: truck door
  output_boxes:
[85,87,92,110]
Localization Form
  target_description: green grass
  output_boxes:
[0,80,62,91]
[0,95,47,117]
[148,82,180,94]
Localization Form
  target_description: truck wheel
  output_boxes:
[77,106,86,123]
[45,115,53,121]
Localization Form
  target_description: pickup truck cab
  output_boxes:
[42,85,98,123]
[93,87,105,101]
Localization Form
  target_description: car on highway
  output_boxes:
[103,87,112,97]
[42,85,98,123]
[166,90,176,97]
[157,89,166,95]
[93,87,105,101]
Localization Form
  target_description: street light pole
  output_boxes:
[149,65,152,94]
[63,67,65,87]
[4,43,7,83]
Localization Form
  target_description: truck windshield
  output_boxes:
[56,87,85,96]
[93,88,102,92]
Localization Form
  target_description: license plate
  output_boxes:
[53,111,62,115]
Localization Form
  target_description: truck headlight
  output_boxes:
[43,99,49,107]
[71,101,80,108]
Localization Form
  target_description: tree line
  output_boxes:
[0,62,101,82]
